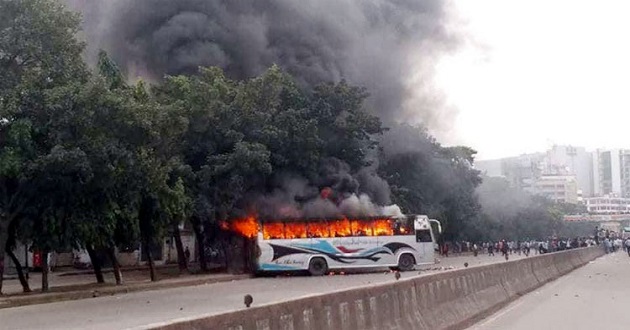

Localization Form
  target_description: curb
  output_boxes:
[0,273,251,309]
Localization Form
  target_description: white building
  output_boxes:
[585,196,630,214]
[592,149,630,197]
[533,175,579,204]
[544,145,593,197]
[476,153,544,192]
[478,146,630,202]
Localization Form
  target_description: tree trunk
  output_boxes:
[172,223,188,273]
[41,250,49,292]
[6,248,30,292]
[106,247,123,285]
[86,246,105,284]
[143,241,157,282]
[245,237,257,273]
[0,228,7,295]
[192,221,207,271]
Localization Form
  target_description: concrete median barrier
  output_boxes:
[529,252,559,285]
[551,251,575,275]
[150,246,603,330]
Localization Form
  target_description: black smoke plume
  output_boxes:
[65,0,459,217]
[65,0,457,125]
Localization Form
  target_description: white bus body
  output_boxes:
[256,215,440,275]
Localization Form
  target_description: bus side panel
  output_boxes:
[256,235,437,272]
[377,235,429,266]
[322,236,382,270]
[257,238,310,271]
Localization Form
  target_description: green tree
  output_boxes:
[309,80,383,170]
[0,0,87,294]
[154,65,386,271]
[379,124,482,241]
[26,146,92,291]
[155,67,273,270]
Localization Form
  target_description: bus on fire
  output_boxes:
[248,215,442,275]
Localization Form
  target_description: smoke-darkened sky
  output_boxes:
[65,0,460,129]
[68,0,630,161]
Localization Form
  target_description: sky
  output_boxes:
[435,0,630,160]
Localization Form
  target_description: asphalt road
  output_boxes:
[469,252,630,330]
[0,253,525,330]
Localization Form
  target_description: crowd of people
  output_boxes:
[601,236,630,255]
[441,238,598,260]
[594,226,630,256]
[439,226,630,260]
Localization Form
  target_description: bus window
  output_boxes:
[394,221,412,235]
[262,222,285,240]
[329,219,352,237]
[373,219,393,236]
[416,229,432,242]
[351,220,372,236]
[285,222,307,239]
[307,221,330,238]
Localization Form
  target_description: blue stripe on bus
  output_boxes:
[293,240,339,254]
[359,247,389,256]
[259,263,300,271]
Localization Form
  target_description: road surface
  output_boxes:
[0,253,524,330]
[470,252,630,330]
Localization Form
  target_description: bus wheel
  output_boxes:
[398,254,415,271]
[308,257,328,276]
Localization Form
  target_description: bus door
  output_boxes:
[415,227,433,261]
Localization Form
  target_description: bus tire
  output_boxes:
[308,257,328,276]
[398,253,415,271]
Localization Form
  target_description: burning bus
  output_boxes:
[223,214,442,275]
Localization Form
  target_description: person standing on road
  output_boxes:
[604,237,611,254]
[488,242,495,256]
[594,226,600,245]
[624,238,630,256]
[524,241,530,257]
[501,240,509,261]
[184,246,191,264]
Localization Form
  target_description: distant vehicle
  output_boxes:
[248,215,441,275]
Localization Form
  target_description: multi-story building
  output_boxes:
[592,149,630,198]
[544,145,593,197]
[476,146,589,202]
[533,175,579,204]
[475,153,544,192]
[620,151,630,197]
[478,147,630,203]
[585,196,630,214]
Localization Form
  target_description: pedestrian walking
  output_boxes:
[184,246,191,264]
[501,240,509,261]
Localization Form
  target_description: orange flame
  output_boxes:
[223,216,405,240]
[221,216,258,238]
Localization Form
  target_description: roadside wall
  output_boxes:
[152,246,604,330]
